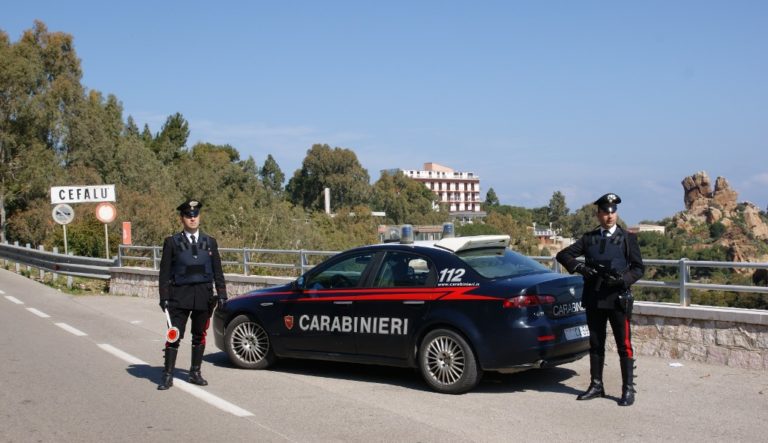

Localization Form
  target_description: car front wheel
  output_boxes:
[224,315,276,369]
[418,328,482,394]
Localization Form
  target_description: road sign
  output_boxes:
[122,222,132,245]
[95,202,117,223]
[51,185,116,204]
[52,204,75,225]
[95,203,117,259]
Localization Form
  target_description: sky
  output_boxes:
[4,1,767,226]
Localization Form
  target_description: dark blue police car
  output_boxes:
[213,231,589,394]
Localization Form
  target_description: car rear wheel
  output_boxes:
[418,328,482,394]
[225,315,276,369]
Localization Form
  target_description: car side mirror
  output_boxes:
[293,276,305,291]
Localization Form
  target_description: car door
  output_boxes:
[352,251,436,361]
[277,251,375,355]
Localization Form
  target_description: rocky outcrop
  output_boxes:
[743,204,768,240]
[676,171,768,263]
[681,171,739,218]
[712,176,739,213]
[682,172,713,213]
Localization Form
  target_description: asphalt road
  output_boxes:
[1,268,766,442]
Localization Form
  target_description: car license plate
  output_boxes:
[564,325,590,341]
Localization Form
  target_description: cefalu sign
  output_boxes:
[50,185,116,204]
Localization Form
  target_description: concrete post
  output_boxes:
[26,243,32,274]
[52,247,59,282]
[67,252,73,289]
[38,245,45,281]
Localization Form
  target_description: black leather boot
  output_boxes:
[157,347,178,390]
[189,344,208,386]
[577,354,605,400]
[618,357,635,406]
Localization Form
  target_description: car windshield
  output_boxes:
[456,248,551,279]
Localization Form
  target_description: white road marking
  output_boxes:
[0,289,5,294]
[97,344,254,418]
[55,322,88,336]
[4,295,23,304]
[98,344,147,365]
[173,379,254,417]
[130,320,142,324]
[27,307,50,318]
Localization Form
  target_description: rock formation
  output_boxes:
[712,177,739,213]
[682,171,713,213]
[743,205,768,240]
[681,171,739,218]
[676,171,768,263]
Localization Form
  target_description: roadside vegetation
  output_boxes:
[2,22,766,309]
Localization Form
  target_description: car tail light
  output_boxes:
[503,295,556,309]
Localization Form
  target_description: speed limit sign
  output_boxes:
[52,204,75,225]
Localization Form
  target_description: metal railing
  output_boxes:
[4,242,767,307]
[531,256,768,307]
[120,246,768,306]
[117,245,338,276]
[0,242,117,279]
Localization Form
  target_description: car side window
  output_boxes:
[373,252,433,288]
[304,252,373,289]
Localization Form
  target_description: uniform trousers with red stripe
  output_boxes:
[166,308,210,348]
[586,307,633,359]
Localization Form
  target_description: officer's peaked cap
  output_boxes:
[594,193,621,213]
[177,199,203,216]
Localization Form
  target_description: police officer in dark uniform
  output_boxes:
[157,199,227,390]
[556,193,644,406]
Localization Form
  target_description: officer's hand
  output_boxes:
[574,263,598,278]
[159,299,168,312]
[606,273,625,288]
[217,297,227,310]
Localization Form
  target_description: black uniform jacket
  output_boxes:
[556,225,644,307]
[158,232,227,311]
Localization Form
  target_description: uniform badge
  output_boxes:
[284,315,294,330]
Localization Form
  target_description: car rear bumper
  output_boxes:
[480,336,590,371]
[475,312,591,371]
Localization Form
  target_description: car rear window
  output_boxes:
[456,248,551,279]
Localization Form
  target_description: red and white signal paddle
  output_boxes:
[164,308,180,343]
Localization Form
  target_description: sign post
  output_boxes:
[52,204,75,255]
[95,202,117,259]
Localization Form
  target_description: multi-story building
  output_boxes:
[400,162,485,221]
[627,224,666,235]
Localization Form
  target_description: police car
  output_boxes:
[213,227,589,394]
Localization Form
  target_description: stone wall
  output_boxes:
[607,302,768,370]
[110,267,768,370]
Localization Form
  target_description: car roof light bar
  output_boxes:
[442,222,455,238]
[400,224,414,244]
